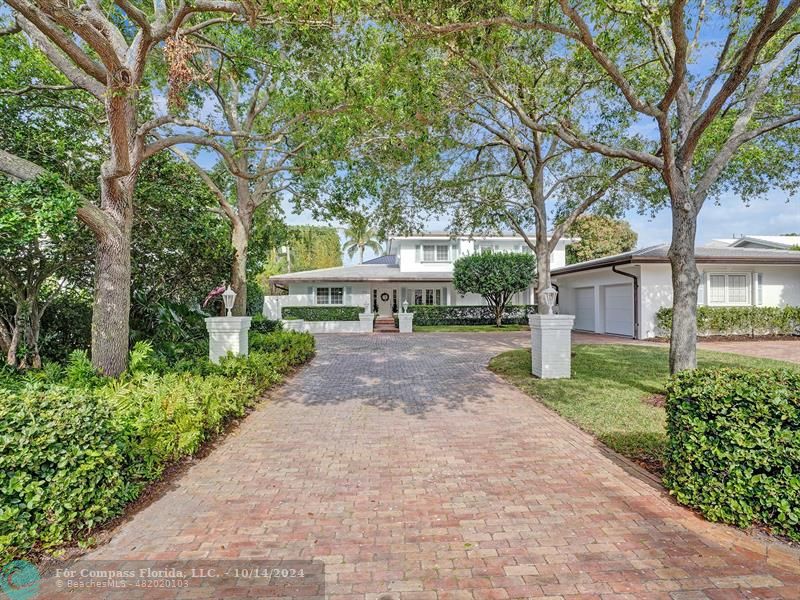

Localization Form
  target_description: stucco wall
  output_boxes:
[555,262,800,339]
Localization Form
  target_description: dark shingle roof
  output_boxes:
[362,254,398,265]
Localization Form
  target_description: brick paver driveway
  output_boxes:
[58,333,800,598]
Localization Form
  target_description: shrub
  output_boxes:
[0,386,128,560]
[281,305,364,321]
[655,306,800,337]
[664,368,800,541]
[250,314,283,333]
[0,330,315,562]
[408,304,537,326]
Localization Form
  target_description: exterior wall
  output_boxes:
[264,283,372,319]
[394,236,571,273]
[555,262,800,339]
[285,320,366,334]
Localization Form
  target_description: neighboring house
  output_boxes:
[266,233,574,318]
[706,234,800,249]
[553,244,800,339]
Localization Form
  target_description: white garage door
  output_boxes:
[603,284,634,337]
[573,287,595,331]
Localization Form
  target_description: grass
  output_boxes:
[414,324,530,332]
[489,344,799,474]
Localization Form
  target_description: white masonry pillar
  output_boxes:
[398,312,414,333]
[529,313,575,379]
[205,316,252,363]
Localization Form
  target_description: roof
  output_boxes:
[552,244,800,276]
[362,254,398,265]
[730,235,800,249]
[269,262,453,285]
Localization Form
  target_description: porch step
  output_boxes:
[374,317,399,333]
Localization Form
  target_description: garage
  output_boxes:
[573,287,595,331]
[603,284,634,337]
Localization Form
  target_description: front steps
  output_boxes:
[374,316,399,333]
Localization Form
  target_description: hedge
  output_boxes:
[0,330,315,562]
[281,305,364,321]
[408,304,537,326]
[664,368,800,541]
[656,305,800,336]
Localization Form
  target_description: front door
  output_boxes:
[376,288,393,316]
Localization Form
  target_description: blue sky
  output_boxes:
[282,188,799,265]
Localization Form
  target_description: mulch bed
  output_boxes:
[652,334,800,343]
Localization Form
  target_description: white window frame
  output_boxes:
[316,286,344,305]
[707,273,752,306]
[421,244,450,263]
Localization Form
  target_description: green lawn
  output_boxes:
[489,344,799,474]
[414,324,530,332]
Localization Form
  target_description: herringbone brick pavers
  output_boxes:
[43,333,800,598]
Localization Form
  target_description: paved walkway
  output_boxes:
[46,333,799,598]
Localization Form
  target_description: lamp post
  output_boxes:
[402,300,409,313]
[222,285,236,317]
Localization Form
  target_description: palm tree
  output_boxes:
[342,220,383,264]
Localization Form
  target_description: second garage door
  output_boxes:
[603,284,634,337]
[573,287,595,331]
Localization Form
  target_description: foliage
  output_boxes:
[452,252,536,326]
[281,306,364,321]
[0,173,93,366]
[408,304,536,326]
[0,331,315,562]
[490,344,799,479]
[250,315,283,334]
[664,368,800,541]
[131,154,232,308]
[566,216,638,264]
[0,387,127,559]
[37,289,93,363]
[656,306,800,337]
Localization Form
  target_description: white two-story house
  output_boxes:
[266,232,574,318]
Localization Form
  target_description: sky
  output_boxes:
[281,188,800,266]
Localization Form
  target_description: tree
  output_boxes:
[342,217,382,263]
[146,21,352,315]
[381,10,645,305]
[257,225,342,290]
[566,216,637,264]
[0,173,93,367]
[0,0,253,375]
[397,1,800,372]
[452,252,535,327]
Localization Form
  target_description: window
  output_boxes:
[317,287,344,305]
[708,273,750,306]
[421,244,450,262]
[413,288,443,305]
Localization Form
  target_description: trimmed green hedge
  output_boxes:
[0,330,315,562]
[664,368,800,541]
[408,304,537,326]
[281,305,364,321]
[656,306,800,336]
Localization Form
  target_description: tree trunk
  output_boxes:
[5,303,23,367]
[89,178,134,377]
[359,245,364,264]
[25,298,42,369]
[230,219,249,316]
[495,303,503,327]
[668,191,700,374]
